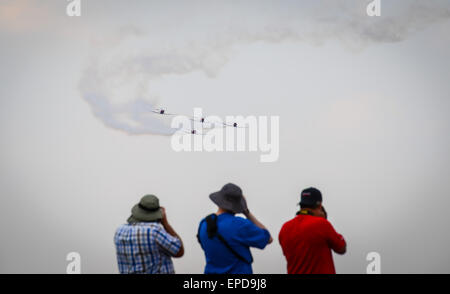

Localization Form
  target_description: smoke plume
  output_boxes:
[78,0,450,135]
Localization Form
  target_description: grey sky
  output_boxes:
[1,0,450,273]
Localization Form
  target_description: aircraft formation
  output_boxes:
[150,108,247,135]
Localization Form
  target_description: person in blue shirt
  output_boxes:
[197,183,273,274]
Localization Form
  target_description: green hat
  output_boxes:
[127,194,163,223]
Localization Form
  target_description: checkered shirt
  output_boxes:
[114,222,181,274]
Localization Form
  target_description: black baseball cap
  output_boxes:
[299,187,322,207]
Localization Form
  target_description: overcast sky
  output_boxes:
[1,0,450,273]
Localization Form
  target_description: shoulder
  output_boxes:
[116,223,129,229]
[197,215,211,232]
[130,222,164,235]
[198,215,211,226]
[131,222,161,228]
[313,216,332,226]
[115,223,131,233]
[231,215,247,223]
[282,216,297,226]
[230,215,253,228]
[279,216,298,234]
[306,217,334,232]
[151,222,167,233]
[232,216,267,235]
[282,215,330,229]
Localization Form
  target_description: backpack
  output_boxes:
[197,214,252,264]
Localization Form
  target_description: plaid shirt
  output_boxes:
[114,222,182,274]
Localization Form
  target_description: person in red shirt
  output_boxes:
[279,187,346,274]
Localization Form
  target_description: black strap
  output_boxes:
[197,214,252,264]
[296,207,328,219]
[138,204,160,212]
[296,209,314,216]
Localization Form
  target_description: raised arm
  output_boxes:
[160,207,185,257]
[241,196,273,244]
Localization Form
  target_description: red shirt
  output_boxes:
[278,214,346,274]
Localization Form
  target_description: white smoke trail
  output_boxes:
[78,0,450,135]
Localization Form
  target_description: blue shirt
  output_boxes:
[114,222,182,274]
[198,213,271,274]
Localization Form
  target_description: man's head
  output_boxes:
[127,194,163,223]
[209,183,248,214]
[298,187,326,218]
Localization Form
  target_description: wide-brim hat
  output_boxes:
[128,194,163,223]
[209,183,247,214]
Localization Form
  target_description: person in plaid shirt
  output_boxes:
[114,195,184,274]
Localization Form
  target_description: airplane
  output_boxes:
[151,108,177,115]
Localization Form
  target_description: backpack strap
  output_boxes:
[198,214,251,264]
